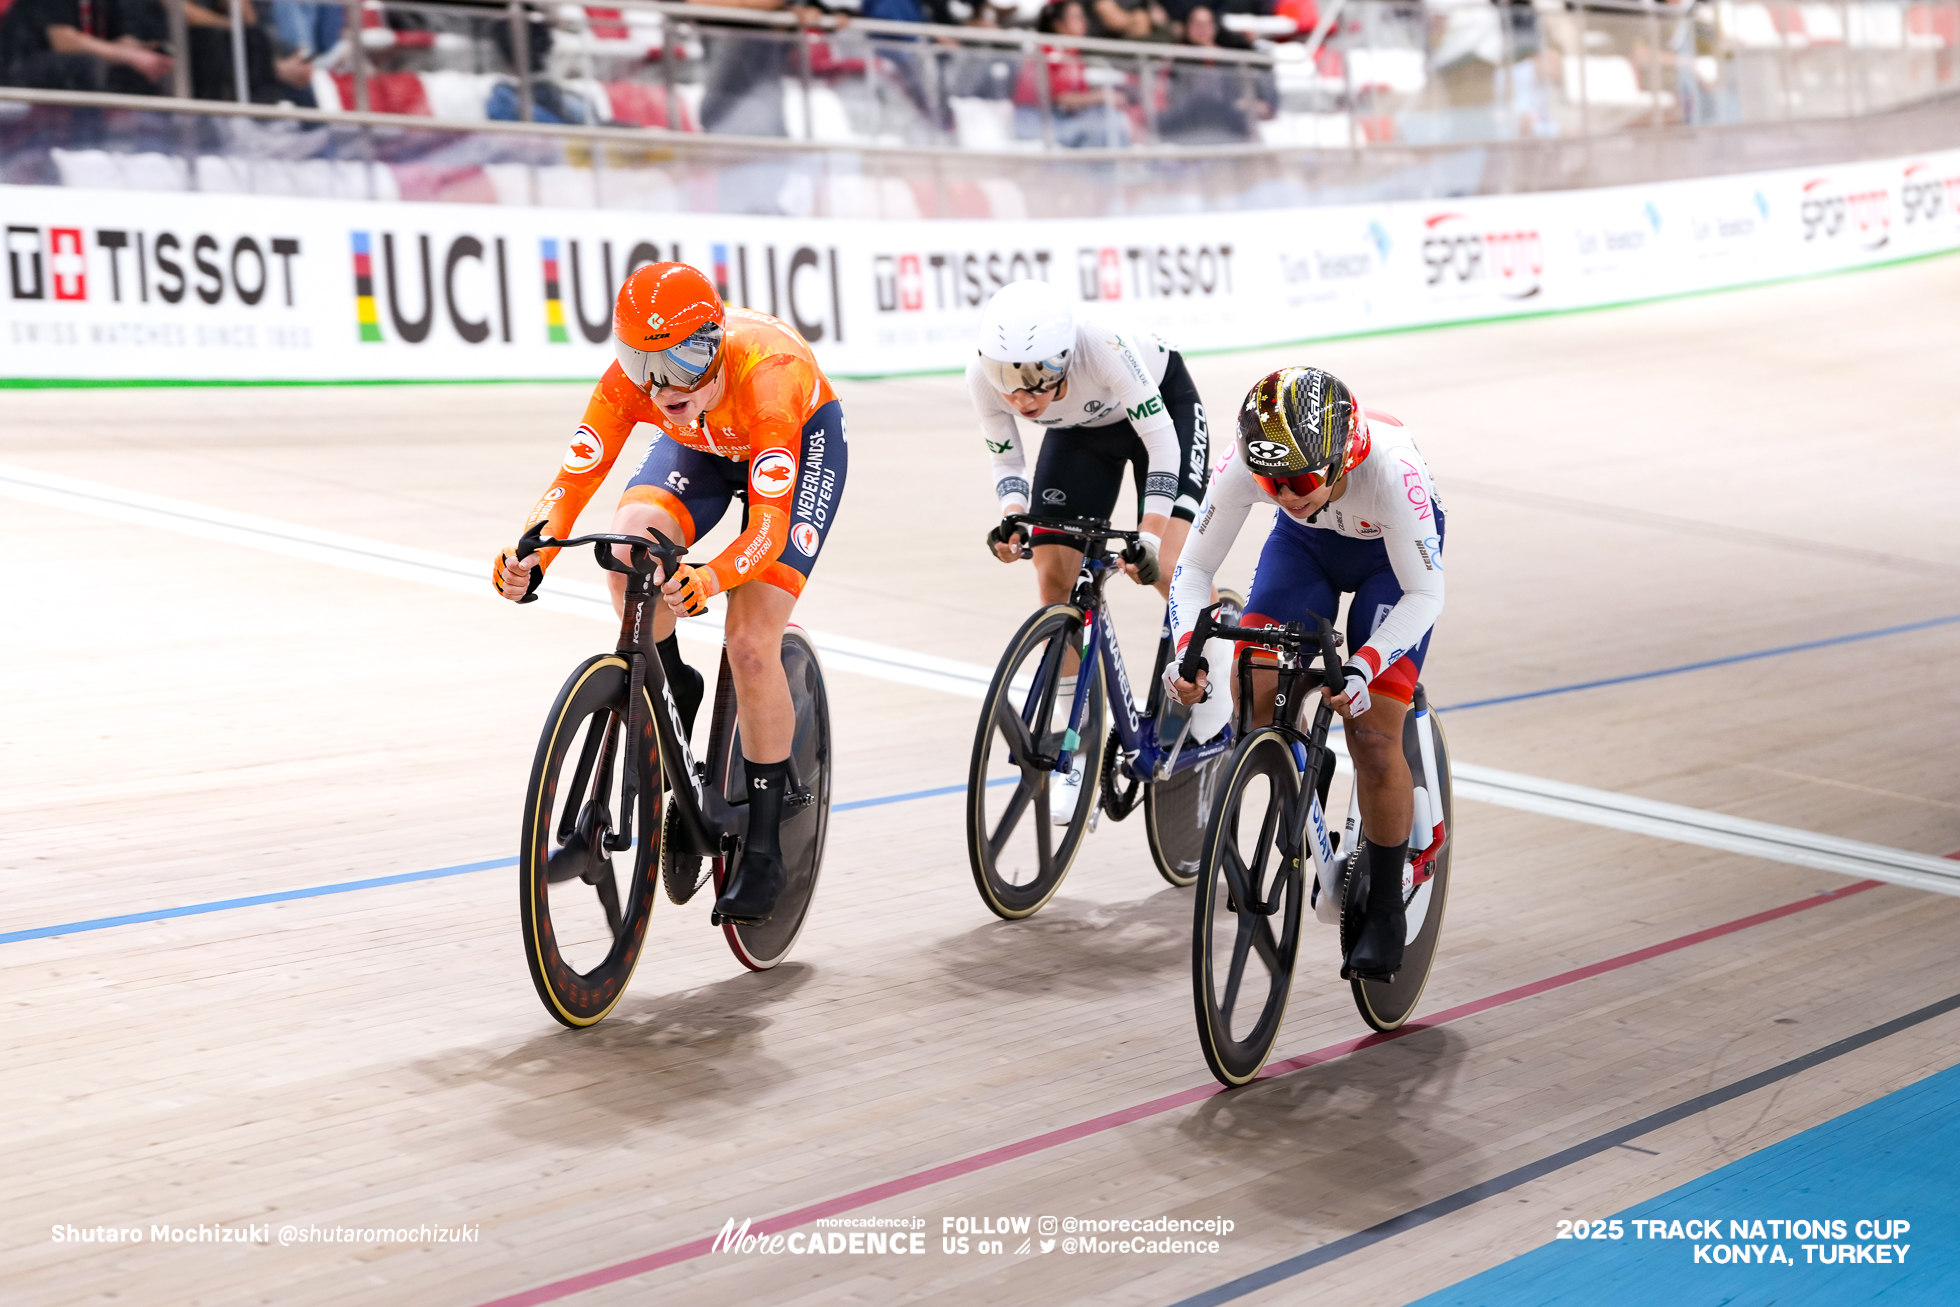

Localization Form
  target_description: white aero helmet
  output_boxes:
[976,279,1074,395]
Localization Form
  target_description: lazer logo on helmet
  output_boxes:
[1420,214,1542,300]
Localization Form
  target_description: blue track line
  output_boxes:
[3,781,1018,947]
[10,610,1954,948]
[0,857,515,946]
[1437,611,1960,713]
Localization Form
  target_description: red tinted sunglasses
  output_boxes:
[1253,468,1331,498]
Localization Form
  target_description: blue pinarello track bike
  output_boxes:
[965,514,1241,920]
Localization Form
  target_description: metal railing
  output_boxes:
[5,0,1955,148]
[2,0,1957,214]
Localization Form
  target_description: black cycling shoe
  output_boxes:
[712,847,786,925]
[1342,838,1408,980]
[1344,900,1406,980]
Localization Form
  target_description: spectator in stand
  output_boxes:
[268,1,340,62]
[1014,0,1127,145]
[134,0,312,103]
[0,0,172,92]
[1090,0,1174,42]
[1157,4,1272,142]
[687,0,822,136]
[1172,0,1265,49]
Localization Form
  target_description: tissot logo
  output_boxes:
[1075,243,1235,301]
[1420,214,1542,299]
[8,223,302,307]
[871,248,1052,313]
[1799,179,1890,250]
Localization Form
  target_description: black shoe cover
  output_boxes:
[1344,837,1408,980]
[713,848,786,924]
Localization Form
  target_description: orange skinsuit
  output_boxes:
[521,308,839,598]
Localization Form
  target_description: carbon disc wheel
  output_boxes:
[1349,690,1454,1033]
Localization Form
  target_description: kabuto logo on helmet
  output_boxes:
[1247,439,1291,464]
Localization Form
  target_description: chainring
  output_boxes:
[1099,728,1142,821]
[660,800,715,905]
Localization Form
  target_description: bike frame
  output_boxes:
[1043,553,1234,785]
[1249,645,1347,914]
[521,524,748,863]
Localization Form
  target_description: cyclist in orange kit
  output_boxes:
[492,262,847,925]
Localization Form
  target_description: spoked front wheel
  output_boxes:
[706,628,833,970]
[966,603,1107,920]
[1348,689,1454,1032]
[1192,727,1305,1087]
[519,654,661,1028]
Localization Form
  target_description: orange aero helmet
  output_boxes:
[613,262,726,393]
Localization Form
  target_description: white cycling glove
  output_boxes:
[1336,663,1372,717]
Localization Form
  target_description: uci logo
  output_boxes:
[1248,439,1290,463]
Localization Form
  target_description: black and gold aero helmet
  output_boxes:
[1235,367,1370,498]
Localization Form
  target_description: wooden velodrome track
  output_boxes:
[6,252,1960,1307]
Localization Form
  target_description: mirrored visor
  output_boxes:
[978,352,1068,396]
[616,322,724,393]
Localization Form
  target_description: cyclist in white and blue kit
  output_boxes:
[1167,366,1446,980]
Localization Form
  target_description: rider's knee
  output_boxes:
[612,499,680,539]
[723,622,778,680]
[1345,720,1404,778]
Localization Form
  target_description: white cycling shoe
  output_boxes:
[1048,752,1086,826]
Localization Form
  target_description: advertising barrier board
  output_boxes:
[5,147,1958,384]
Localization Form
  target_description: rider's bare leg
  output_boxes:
[1343,697,1411,844]
[607,500,681,643]
[722,581,796,762]
[1239,669,1411,840]
[1032,541,1086,676]
[713,579,798,922]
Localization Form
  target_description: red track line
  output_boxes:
[472,878,1885,1307]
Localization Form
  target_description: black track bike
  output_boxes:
[965,514,1240,920]
[513,523,833,1028]
[1182,604,1454,1086]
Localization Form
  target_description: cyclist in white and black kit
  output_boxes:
[968,278,1216,821]
[970,279,1211,598]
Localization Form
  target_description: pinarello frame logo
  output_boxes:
[1421,213,1542,300]
[750,448,797,498]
